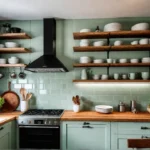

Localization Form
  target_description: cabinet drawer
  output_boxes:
[117,122,150,134]
[0,122,10,138]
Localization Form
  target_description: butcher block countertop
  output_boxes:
[61,110,150,122]
[0,111,22,126]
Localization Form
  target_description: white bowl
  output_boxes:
[93,59,104,63]
[104,23,122,31]
[139,39,149,45]
[101,74,108,80]
[80,56,91,63]
[131,23,149,31]
[0,58,6,64]
[8,58,19,64]
[114,40,123,46]
[80,29,91,33]
[95,105,113,114]
[93,41,105,46]
[131,41,138,45]
[119,58,127,63]
[5,42,18,48]
[80,39,89,43]
[0,44,4,48]
[93,74,100,80]
[130,59,139,63]
[80,42,89,47]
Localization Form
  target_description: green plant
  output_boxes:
[0,97,5,108]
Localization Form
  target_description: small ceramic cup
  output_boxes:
[107,58,113,63]
[101,74,108,80]
[121,74,127,80]
[128,73,136,80]
[141,72,149,80]
[93,74,100,80]
[114,73,119,80]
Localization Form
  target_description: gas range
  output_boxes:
[18,109,64,126]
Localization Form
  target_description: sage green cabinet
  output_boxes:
[0,120,16,150]
[111,122,150,150]
[61,121,110,150]
[0,122,11,150]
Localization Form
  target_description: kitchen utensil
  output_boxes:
[20,88,25,100]
[26,93,32,101]
[128,73,136,80]
[5,42,18,48]
[141,72,149,80]
[131,23,149,31]
[118,102,126,112]
[139,38,149,45]
[104,22,122,31]
[11,27,21,33]
[114,40,123,46]
[95,105,113,114]
[22,88,27,101]
[1,81,20,112]
[19,67,26,79]
[0,58,6,64]
[80,29,91,32]
[131,41,138,45]
[0,44,4,48]
[76,95,80,105]
[93,59,104,63]
[81,69,87,80]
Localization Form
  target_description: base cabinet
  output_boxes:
[61,121,110,150]
[0,121,16,150]
[111,122,150,150]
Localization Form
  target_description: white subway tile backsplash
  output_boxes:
[14,84,21,89]
[39,90,47,95]
[24,84,32,89]
[18,79,27,84]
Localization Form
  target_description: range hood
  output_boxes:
[25,18,68,72]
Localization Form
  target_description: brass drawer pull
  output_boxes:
[83,122,90,125]
[82,125,93,128]
[141,127,150,130]
[0,127,4,131]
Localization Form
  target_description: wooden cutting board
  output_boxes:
[1,82,20,112]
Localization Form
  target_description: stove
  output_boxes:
[18,109,64,149]
[18,109,64,126]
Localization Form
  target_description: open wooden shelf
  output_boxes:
[73,63,150,67]
[0,48,31,53]
[0,33,31,39]
[73,32,109,39]
[0,64,26,67]
[73,80,150,83]
[73,30,150,40]
[111,45,150,51]
[110,30,150,38]
[73,63,109,67]
[73,46,110,52]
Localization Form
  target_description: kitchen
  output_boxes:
[1,0,150,150]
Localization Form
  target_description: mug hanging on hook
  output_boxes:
[10,68,17,79]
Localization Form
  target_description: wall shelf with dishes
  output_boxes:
[72,23,150,83]
[0,32,31,68]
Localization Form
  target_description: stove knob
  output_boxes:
[28,120,32,124]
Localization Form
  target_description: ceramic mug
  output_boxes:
[101,74,108,80]
[114,73,119,80]
[141,72,149,80]
[93,74,100,80]
[128,73,136,80]
[107,58,113,63]
[121,74,127,80]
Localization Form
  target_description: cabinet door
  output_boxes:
[0,132,10,150]
[61,121,110,150]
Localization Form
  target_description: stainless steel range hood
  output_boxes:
[25,18,68,72]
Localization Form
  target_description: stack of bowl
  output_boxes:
[95,105,113,114]
[80,39,90,47]
[104,23,122,31]
[8,57,19,64]
[142,57,150,63]
[5,42,18,48]
[79,56,91,63]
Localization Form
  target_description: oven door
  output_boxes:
[19,125,60,150]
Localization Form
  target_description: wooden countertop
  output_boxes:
[61,110,150,122]
[0,111,22,125]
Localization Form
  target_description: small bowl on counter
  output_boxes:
[5,42,18,48]
[95,105,113,114]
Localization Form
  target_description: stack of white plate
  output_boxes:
[142,57,150,63]
[104,23,122,31]
[5,42,18,48]
[79,56,91,63]
[95,105,113,114]
[80,39,90,47]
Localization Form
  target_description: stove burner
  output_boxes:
[22,109,64,116]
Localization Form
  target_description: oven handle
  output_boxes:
[19,126,59,129]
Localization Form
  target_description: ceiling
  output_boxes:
[0,0,150,20]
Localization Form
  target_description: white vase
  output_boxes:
[73,104,80,113]
[20,101,29,112]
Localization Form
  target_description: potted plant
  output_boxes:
[0,97,5,110]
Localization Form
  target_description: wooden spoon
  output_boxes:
[20,88,25,100]
[26,93,32,101]
[22,88,27,101]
